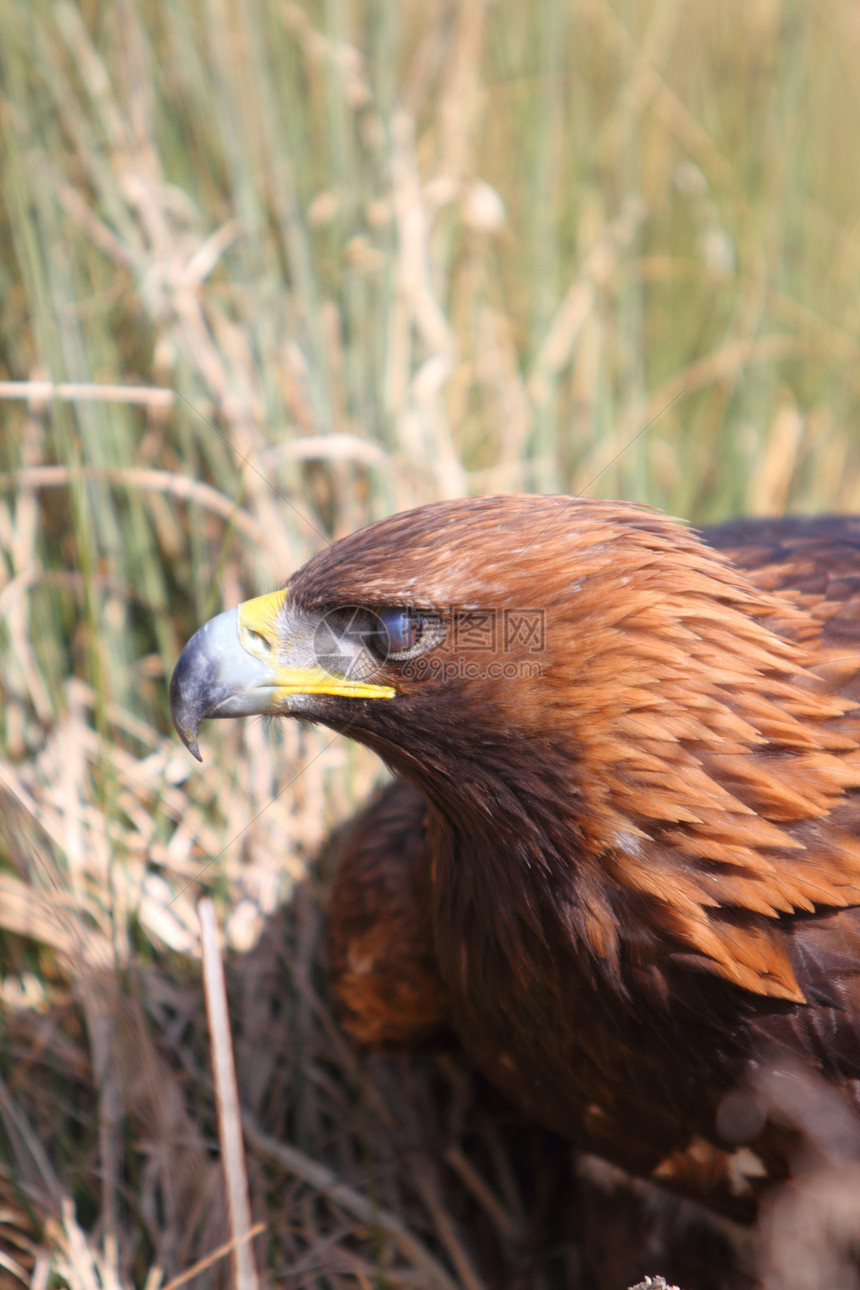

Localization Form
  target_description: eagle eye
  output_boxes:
[368,608,438,660]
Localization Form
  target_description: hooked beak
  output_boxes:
[169,589,395,760]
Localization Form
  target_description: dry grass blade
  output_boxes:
[241,1117,463,1290]
[199,899,259,1290]
[443,1148,522,1245]
[408,1160,487,1290]
[0,1074,64,1211]
[160,1223,266,1290]
[0,465,263,542]
[0,381,174,408]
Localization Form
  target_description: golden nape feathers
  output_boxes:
[170,497,860,1218]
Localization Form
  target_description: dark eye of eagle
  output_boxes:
[367,607,439,661]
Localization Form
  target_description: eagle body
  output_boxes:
[170,498,860,1218]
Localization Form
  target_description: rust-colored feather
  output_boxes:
[303,501,860,1213]
[328,780,446,1049]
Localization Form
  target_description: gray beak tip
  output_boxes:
[171,707,203,761]
[169,639,208,762]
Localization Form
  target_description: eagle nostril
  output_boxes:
[246,628,273,655]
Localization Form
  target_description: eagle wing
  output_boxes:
[327,514,860,1214]
[328,778,446,1048]
[330,516,860,1049]
[704,517,860,1077]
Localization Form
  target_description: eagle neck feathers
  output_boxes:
[409,522,860,1008]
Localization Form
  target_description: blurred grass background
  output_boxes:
[2,0,860,1286]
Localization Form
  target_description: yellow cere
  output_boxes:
[237,588,289,648]
[269,670,397,701]
[237,589,396,701]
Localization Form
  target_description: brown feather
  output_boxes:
[328,780,446,1049]
[294,500,860,1213]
